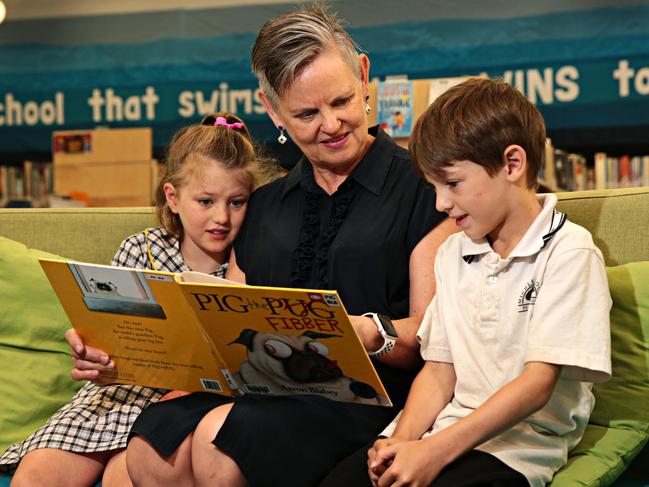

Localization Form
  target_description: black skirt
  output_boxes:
[130,392,397,487]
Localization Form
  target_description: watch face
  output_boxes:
[377,314,398,338]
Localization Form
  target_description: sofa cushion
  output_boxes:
[0,237,84,454]
[550,261,649,486]
[590,261,649,429]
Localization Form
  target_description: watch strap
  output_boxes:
[362,312,397,357]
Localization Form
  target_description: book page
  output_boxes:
[177,270,243,286]
[40,259,237,395]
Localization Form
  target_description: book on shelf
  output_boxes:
[40,259,392,407]
[594,152,649,189]
[0,160,53,207]
[377,80,415,138]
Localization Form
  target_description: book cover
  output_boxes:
[377,80,414,138]
[40,259,391,406]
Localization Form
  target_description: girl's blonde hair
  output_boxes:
[156,112,279,240]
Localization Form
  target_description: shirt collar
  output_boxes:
[280,126,394,199]
[461,193,566,262]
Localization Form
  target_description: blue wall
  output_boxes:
[1,0,649,157]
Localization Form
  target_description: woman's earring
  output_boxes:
[277,126,287,145]
[365,103,372,114]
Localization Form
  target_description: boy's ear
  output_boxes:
[163,183,180,214]
[503,145,527,183]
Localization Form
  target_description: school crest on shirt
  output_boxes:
[518,280,540,313]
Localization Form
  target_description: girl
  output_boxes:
[2,112,277,487]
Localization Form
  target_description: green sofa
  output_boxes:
[0,187,648,486]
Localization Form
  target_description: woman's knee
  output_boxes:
[126,434,193,487]
[192,404,247,487]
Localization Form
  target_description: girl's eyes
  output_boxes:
[229,199,246,209]
[447,180,460,189]
[197,198,246,208]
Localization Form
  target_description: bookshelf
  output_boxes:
[368,78,649,192]
[52,127,159,207]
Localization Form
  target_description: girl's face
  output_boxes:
[164,160,251,273]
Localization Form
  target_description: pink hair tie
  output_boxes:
[214,116,244,130]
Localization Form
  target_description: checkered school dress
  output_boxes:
[0,227,227,473]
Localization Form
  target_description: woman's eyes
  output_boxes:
[333,96,352,108]
[298,110,317,120]
[446,180,460,189]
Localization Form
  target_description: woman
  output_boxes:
[72,4,455,487]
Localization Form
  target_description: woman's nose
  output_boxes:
[320,109,341,134]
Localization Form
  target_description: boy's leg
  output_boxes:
[431,450,527,487]
[11,448,111,487]
[318,440,374,487]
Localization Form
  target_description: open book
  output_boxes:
[40,259,391,407]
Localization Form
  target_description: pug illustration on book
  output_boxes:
[69,263,166,319]
[229,329,390,406]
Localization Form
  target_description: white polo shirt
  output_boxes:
[382,193,611,487]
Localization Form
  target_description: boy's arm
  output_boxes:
[391,360,456,440]
[427,361,561,461]
[374,361,561,487]
[368,360,455,479]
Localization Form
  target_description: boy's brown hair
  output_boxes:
[410,77,546,188]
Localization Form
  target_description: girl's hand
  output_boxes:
[65,328,115,381]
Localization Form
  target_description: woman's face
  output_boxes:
[262,50,372,173]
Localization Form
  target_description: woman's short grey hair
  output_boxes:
[251,2,361,109]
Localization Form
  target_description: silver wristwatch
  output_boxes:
[362,312,398,357]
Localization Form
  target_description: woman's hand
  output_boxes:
[65,328,115,381]
[349,315,384,352]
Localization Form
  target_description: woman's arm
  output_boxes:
[353,218,458,368]
[225,249,247,284]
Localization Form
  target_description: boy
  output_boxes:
[320,78,611,487]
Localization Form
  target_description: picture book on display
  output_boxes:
[377,80,414,138]
[40,259,392,407]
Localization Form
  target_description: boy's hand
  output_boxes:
[65,328,115,381]
[368,437,402,485]
[373,438,447,487]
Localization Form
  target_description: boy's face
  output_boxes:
[428,159,510,242]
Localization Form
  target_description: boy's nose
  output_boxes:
[435,193,452,213]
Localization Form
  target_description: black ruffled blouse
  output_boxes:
[234,126,447,405]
